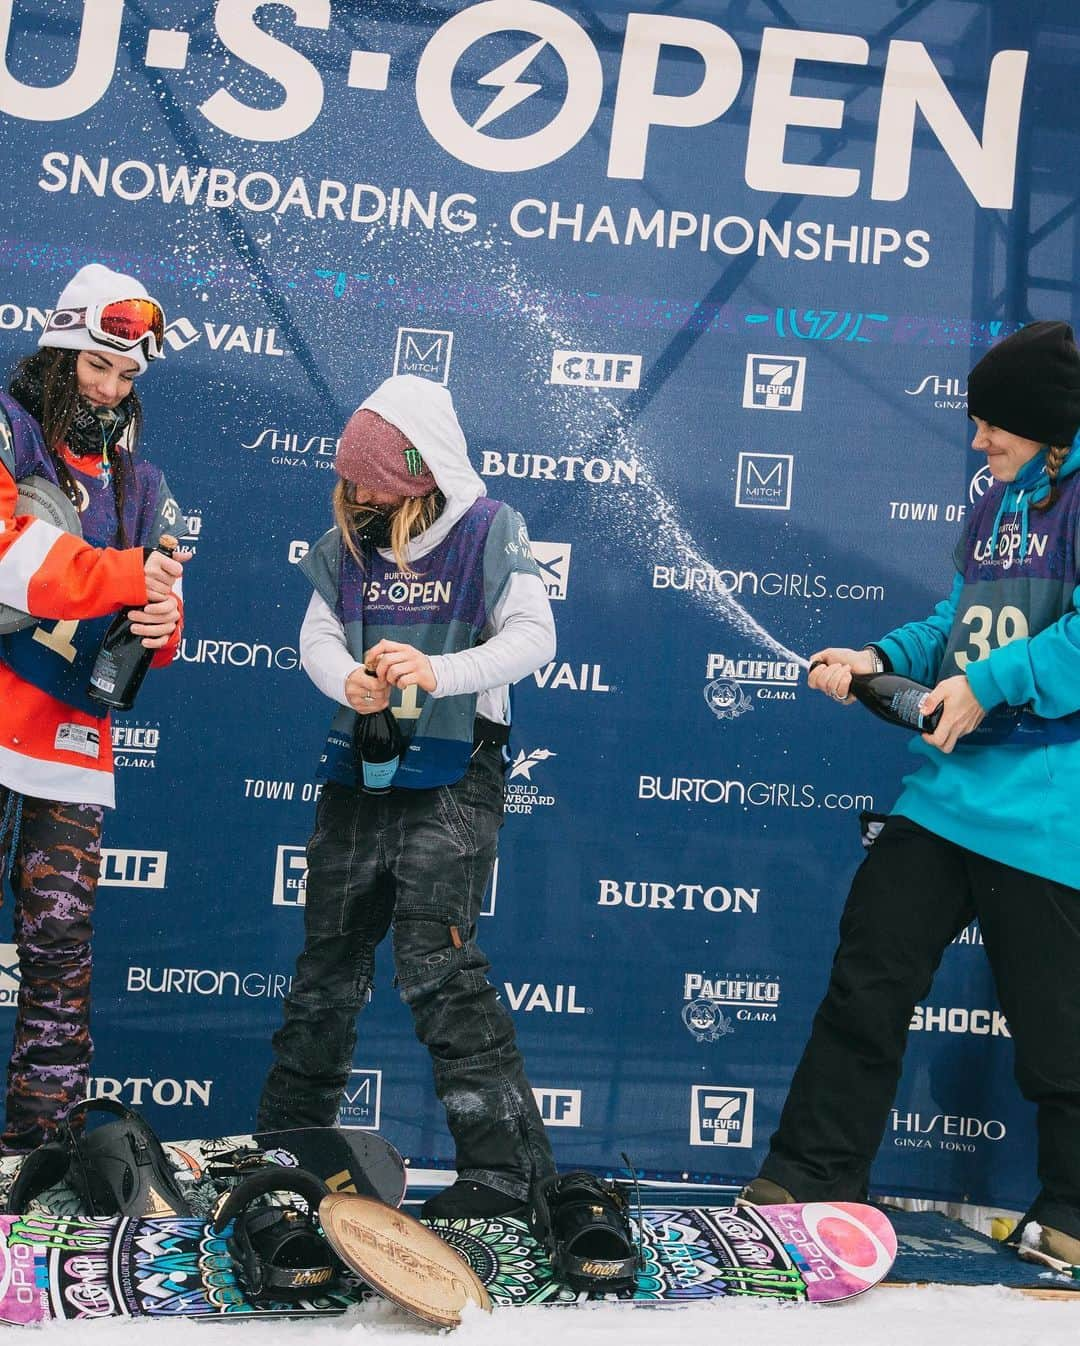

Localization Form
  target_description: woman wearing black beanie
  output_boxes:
[740,320,1080,1273]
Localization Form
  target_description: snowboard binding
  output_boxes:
[6,1097,193,1218]
[528,1169,640,1295]
[212,1166,339,1303]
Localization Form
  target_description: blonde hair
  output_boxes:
[333,479,441,573]
[1033,444,1070,512]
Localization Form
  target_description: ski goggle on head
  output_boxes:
[43,297,166,361]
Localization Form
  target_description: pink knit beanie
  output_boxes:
[335,408,436,497]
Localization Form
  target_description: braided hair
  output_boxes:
[1032,443,1070,512]
[11,348,141,545]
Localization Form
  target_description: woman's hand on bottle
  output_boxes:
[364,639,437,693]
[144,549,187,602]
[128,595,181,649]
[807,647,876,704]
[918,675,986,753]
[345,665,391,714]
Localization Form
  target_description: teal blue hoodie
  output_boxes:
[876,443,1080,887]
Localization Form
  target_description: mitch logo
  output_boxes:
[690,1085,755,1147]
[100,849,167,889]
[533,1088,582,1127]
[163,316,286,356]
[735,452,793,511]
[273,845,308,907]
[504,983,591,1014]
[394,327,453,383]
[0,943,19,1009]
[529,541,571,600]
[742,354,806,410]
[550,350,642,389]
[339,1068,382,1130]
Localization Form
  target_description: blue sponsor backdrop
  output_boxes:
[0,0,1073,1208]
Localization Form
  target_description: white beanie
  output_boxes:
[39,264,160,375]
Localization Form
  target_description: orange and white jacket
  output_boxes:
[0,394,182,807]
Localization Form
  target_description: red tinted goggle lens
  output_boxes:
[94,299,165,354]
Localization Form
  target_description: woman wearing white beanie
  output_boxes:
[0,263,186,1152]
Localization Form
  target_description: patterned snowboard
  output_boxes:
[0,1125,407,1219]
[0,1201,896,1322]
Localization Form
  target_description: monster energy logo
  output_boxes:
[403,447,425,477]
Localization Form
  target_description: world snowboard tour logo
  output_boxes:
[505,748,557,814]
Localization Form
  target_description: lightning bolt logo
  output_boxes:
[473,37,547,131]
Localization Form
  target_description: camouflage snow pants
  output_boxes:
[0,790,103,1154]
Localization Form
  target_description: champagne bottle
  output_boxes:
[88,534,178,711]
[352,682,403,794]
[811,663,942,732]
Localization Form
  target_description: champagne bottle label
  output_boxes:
[888,687,933,729]
[361,755,399,791]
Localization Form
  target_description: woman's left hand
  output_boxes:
[365,639,437,693]
[920,675,986,754]
[128,595,181,649]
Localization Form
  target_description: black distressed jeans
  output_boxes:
[257,744,554,1201]
[759,815,1080,1239]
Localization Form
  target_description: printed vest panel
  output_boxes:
[0,393,180,715]
[303,498,540,789]
[939,473,1080,744]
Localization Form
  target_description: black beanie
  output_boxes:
[967,320,1080,446]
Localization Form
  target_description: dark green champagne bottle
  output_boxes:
[88,534,177,711]
[811,662,942,732]
[352,686,403,794]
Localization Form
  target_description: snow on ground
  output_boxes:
[17,1284,1080,1346]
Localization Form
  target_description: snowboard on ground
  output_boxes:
[0,1199,896,1322]
[0,1125,407,1219]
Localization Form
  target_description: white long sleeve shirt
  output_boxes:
[300,570,556,724]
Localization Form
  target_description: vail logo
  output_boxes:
[273,845,308,906]
[394,327,453,383]
[742,354,806,411]
[0,943,19,1009]
[100,850,167,889]
[690,1085,755,1147]
[735,452,793,510]
[338,1069,382,1130]
[508,748,555,782]
[533,1088,582,1127]
[529,542,571,600]
[164,317,286,356]
[550,350,642,389]
[504,983,591,1013]
[533,662,609,692]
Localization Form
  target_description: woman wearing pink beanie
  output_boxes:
[258,373,557,1219]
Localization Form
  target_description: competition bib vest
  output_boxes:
[0,390,179,715]
[301,496,540,789]
[939,468,1080,744]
